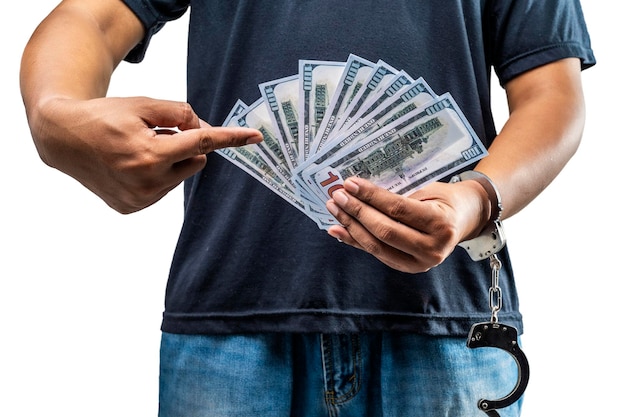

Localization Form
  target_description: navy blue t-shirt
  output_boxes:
[122,0,595,335]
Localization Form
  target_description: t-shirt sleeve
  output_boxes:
[489,0,596,86]
[121,0,190,63]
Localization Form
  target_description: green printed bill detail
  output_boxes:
[308,93,487,200]
[298,59,345,163]
[215,102,307,216]
[311,54,376,155]
[294,77,437,187]
[259,74,301,171]
[329,60,400,141]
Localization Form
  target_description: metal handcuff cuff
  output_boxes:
[450,171,530,417]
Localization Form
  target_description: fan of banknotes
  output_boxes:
[217,54,488,230]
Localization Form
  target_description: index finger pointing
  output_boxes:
[197,126,263,155]
[156,126,263,162]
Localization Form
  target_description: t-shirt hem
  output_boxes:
[161,311,524,337]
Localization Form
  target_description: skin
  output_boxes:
[21,1,586,272]
[20,0,262,214]
[327,58,586,273]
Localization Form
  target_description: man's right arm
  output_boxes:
[21,0,145,105]
[21,0,262,213]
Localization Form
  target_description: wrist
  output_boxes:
[451,170,502,224]
[455,178,492,240]
[450,170,506,261]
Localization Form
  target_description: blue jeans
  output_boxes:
[159,332,522,417]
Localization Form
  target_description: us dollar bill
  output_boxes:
[233,98,294,188]
[298,59,345,163]
[259,74,301,171]
[311,54,376,154]
[306,93,488,199]
[330,60,399,137]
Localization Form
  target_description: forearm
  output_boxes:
[323,59,587,273]
[475,58,586,220]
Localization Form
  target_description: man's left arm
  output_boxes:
[325,58,586,273]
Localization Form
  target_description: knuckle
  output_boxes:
[362,239,384,256]
[428,251,448,267]
[177,101,195,123]
[416,237,452,267]
[374,222,399,243]
[360,186,377,201]
[433,219,457,243]
[336,212,356,230]
[123,152,160,175]
[388,198,410,219]
[198,135,215,154]
[346,200,363,218]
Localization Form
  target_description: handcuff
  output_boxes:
[450,171,530,417]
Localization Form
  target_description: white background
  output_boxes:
[1,1,623,415]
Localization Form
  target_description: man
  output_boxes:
[21,1,594,415]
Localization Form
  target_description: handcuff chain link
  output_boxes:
[488,254,503,323]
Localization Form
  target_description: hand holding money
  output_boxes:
[325,177,492,273]
[217,54,487,232]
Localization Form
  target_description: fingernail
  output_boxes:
[333,190,349,206]
[327,228,343,242]
[343,178,359,194]
[327,200,339,216]
[246,135,263,144]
